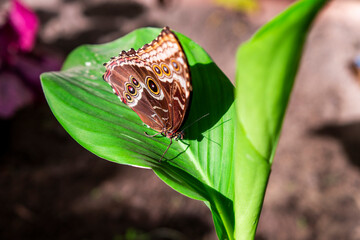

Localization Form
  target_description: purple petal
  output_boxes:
[15,53,62,93]
[0,71,34,118]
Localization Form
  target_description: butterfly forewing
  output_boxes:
[103,27,192,138]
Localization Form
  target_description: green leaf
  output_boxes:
[41,28,235,239]
[234,0,329,239]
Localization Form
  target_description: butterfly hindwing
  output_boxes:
[103,59,170,132]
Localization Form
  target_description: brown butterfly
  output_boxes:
[103,26,192,161]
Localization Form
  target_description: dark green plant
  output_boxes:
[40,0,329,239]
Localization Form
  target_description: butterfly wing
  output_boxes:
[103,27,192,136]
[103,53,170,132]
[137,27,192,135]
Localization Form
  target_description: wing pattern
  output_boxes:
[103,27,192,137]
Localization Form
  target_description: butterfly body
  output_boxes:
[103,27,192,158]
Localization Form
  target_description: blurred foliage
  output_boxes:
[214,0,258,12]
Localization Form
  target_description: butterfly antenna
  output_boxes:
[181,113,210,132]
[160,138,172,162]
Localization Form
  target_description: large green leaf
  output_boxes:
[234,0,329,239]
[41,28,235,239]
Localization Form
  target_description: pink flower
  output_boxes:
[0,0,38,63]
[0,0,60,118]
[9,0,38,52]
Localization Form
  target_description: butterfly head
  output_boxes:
[164,130,184,140]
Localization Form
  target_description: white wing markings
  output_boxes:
[173,97,185,110]
[153,106,169,112]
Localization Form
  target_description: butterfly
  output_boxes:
[102,26,192,161]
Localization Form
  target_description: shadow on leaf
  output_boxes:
[183,62,234,141]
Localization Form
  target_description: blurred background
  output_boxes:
[1,0,360,239]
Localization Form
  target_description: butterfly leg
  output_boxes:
[144,131,162,138]
[160,138,173,162]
